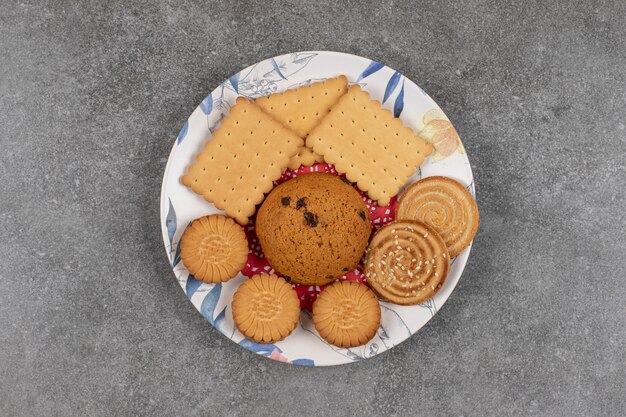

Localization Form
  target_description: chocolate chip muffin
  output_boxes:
[256,173,371,286]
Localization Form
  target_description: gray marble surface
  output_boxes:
[1,1,625,416]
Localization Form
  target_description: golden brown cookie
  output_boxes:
[256,173,371,286]
[232,274,300,343]
[364,220,450,305]
[180,215,248,283]
[396,176,479,258]
[312,281,381,348]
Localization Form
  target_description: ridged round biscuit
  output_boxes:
[364,220,450,305]
[232,274,300,343]
[256,173,371,286]
[396,176,479,258]
[312,281,381,348]
[180,215,248,283]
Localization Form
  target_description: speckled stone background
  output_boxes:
[1,1,625,416]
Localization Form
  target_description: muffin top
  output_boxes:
[256,173,371,286]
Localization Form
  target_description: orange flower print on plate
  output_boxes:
[417,109,465,161]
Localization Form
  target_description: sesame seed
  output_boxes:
[435,272,439,277]
[424,233,429,238]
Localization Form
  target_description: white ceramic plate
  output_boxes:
[160,51,476,366]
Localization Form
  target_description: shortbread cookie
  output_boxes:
[232,274,300,343]
[312,281,381,348]
[181,97,303,224]
[396,176,479,258]
[180,215,248,283]
[364,220,450,305]
[256,173,371,286]
[256,76,348,169]
[306,85,433,205]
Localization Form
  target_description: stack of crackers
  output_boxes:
[182,75,433,224]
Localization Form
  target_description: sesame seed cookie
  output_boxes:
[364,220,450,305]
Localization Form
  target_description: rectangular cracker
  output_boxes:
[181,97,304,224]
[256,76,348,168]
[306,85,433,205]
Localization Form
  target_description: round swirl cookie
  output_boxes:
[256,173,371,286]
[180,215,248,283]
[232,274,300,343]
[312,281,381,348]
[364,220,450,305]
[396,176,479,258]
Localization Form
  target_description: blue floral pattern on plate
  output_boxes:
[161,51,476,366]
